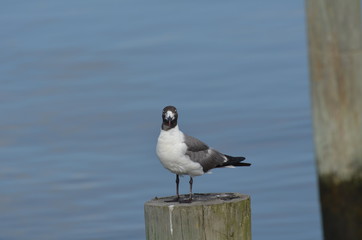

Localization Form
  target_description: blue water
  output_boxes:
[1,1,322,240]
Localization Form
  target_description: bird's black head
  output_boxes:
[161,105,178,130]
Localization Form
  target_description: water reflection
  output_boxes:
[0,1,321,240]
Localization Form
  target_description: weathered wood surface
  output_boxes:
[144,193,251,240]
[306,0,362,239]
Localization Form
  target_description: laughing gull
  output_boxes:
[156,105,250,202]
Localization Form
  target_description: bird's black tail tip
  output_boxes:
[223,155,250,167]
[233,162,251,167]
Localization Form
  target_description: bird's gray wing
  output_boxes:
[183,134,226,172]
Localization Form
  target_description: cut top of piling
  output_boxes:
[145,192,249,206]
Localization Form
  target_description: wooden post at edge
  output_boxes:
[306,0,362,239]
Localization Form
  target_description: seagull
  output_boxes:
[156,105,250,203]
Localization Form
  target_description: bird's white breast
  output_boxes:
[156,126,204,176]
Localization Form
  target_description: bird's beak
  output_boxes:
[166,117,172,126]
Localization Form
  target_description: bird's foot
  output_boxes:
[178,197,192,204]
[164,196,180,203]
[179,199,192,203]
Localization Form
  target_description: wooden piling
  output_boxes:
[306,0,362,239]
[144,193,251,240]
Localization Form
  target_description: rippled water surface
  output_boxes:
[1,1,322,240]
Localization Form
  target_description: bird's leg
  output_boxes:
[188,176,193,202]
[165,174,180,202]
[176,174,180,200]
[179,176,193,203]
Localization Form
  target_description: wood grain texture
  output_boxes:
[306,0,362,180]
[144,193,251,240]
